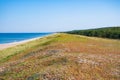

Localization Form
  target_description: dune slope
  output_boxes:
[0,33,120,80]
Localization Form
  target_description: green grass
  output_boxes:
[0,33,119,80]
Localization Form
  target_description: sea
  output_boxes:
[0,33,52,44]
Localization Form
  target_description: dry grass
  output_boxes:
[0,33,120,80]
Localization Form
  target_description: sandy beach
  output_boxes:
[0,33,55,50]
[0,37,41,50]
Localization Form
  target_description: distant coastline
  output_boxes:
[0,33,51,44]
[0,33,52,50]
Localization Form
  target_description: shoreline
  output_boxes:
[0,37,41,50]
[0,33,54,50]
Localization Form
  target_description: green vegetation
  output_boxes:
[66,27,120,39]
[0,33,120,80]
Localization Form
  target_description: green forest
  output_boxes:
[66,27,120,39]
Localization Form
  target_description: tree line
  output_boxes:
[65,27,120,39]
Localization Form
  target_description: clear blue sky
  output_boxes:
[0,0,120,32]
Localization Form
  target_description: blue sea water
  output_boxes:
[0,33,51,44]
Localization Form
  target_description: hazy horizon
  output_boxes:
[0,0,120,32]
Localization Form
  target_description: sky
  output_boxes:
[0,0,120,32]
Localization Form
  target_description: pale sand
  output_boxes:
[0,33,57,50]
[0,37,42,50]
